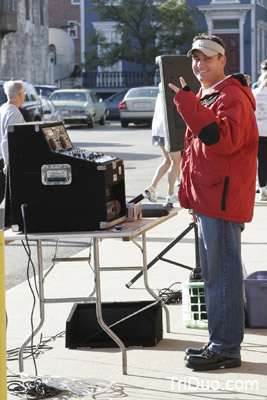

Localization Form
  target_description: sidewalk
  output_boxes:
[5,194,267,399]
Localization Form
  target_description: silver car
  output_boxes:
[119,86,159,128]
[50,89,108,127]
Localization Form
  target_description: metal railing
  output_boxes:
[82,70,160,89]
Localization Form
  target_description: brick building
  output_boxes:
[48,0,81,87]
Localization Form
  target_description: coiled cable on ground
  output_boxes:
[158,281,182,304]
[7,375,114,398]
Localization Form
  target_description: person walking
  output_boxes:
[145,83,181,204]
[0,80,25,204]
[253,71,267,201]
[252,59,267,89]
[168,33,258,371]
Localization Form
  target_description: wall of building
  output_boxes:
[49,0,81,65]
[48,0,81,87]
[0,0,52,84]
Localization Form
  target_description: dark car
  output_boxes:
[0,80,43,122]
[104,89,128,120]
[35,84,58,99]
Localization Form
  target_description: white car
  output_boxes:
[119,86,159,128]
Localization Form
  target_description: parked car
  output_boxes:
[35,84,58,99]
[0,80,43,122]
[104,89,129,120]
[119,86,159,128]
[50,89,108,127]
[41,98,62,122]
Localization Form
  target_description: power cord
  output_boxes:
[7,378,61,399]
[158,281,182,304]
[7,205,115,398]
[6,331,65,361]
[21,203,39,377]
[7,375,114,398]
[6,332,65,399]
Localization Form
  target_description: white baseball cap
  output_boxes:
[187,39,225,57]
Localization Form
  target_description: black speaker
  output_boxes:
[6,121,126,233]
[156,55,200,152]
[65,301,163,348]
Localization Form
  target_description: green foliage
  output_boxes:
[83,0,198,79]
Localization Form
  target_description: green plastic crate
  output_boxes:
[182,281,208,329]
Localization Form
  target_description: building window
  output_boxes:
[211,0,240,3]
[68,21,78,39]
[71,0,80,4]
[257,0,267,8]
[25,0,30,20]
[40,0,44,25]
[92,22,123,86]
[6,0,16,11]
[213,19,239,30]
[257,22,267,71]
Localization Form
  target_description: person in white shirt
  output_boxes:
[145,83,181,204]
[253,72,267,201]
[0,80,25,203]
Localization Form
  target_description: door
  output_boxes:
[218,34,240,76]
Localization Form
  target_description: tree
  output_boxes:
[84,0,198,84]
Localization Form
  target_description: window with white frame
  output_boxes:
[257,21,267,71]
[72,0,80,4]
[68,21,78,39]
[98,28,121,73]
[213,19,239,30]
[92,22,123,86]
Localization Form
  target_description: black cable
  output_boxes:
[21,204,38,376]
[21,239,39,297]
[7,378,61,399]
[158,281,182,304]
[6,331,66,361]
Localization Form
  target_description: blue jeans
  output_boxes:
[195,212,245,358]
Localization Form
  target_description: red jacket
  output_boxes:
[174,74,258,223]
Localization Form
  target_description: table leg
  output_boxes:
[141,233,170,333]
[19,239,45,373]
[93,238,127,375]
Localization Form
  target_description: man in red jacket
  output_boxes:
[169,33,258,371]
